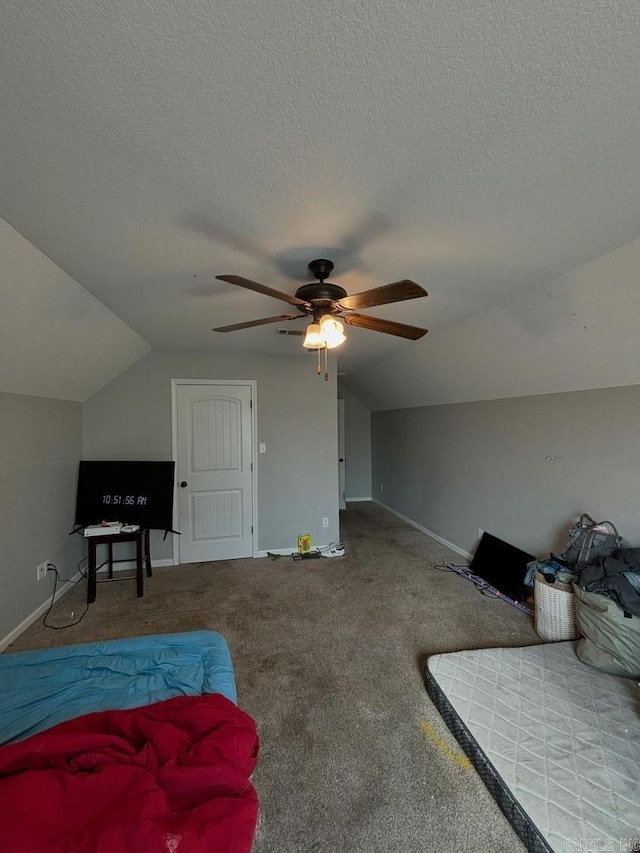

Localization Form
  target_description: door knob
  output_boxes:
[338,458,344,462]
[180,481,188,488]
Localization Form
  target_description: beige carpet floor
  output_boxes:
[9,501,541,852]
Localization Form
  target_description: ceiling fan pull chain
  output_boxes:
[324,345,328,381]
[317,347,322,375]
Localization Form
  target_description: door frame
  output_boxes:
[170,378,259,565]
[337,398,346,510]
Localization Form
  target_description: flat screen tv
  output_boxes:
[75,461,175,531]
[469,532,535,603]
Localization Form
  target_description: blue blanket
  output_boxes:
[0,631,236,744]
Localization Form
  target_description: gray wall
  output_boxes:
[83,348,340,557]
[338,383,372,500]
[0,391,83,642]
[372,384,640,557]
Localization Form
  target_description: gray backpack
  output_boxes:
[558,513,621,569]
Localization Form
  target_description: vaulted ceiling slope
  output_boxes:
[344,235,640,410]
[2,1,640,406]
[0,219,151,402]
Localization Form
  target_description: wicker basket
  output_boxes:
[534,571,581,641]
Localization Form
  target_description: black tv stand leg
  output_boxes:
[145,529,152,577]
[88,541,97,603]
[136,536,144,598]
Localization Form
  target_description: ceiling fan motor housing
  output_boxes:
[307,258,334,281]
[295,259,347,316]
[294,281,348,306]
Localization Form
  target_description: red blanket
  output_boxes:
[0,694,259,853]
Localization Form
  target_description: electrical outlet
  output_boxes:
[322,517,329,528]
[37,560,50,581]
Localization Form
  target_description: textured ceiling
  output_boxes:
[2,0,640,391]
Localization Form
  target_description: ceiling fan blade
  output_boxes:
[212,314,301,333]
[216,274,309,306]
[337,280,427,311]
[343,313,428,340]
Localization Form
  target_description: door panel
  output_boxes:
[177,384,253,563]
[192,490,242,540]
[191,398,241,471]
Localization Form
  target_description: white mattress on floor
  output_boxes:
[427,642,640,852]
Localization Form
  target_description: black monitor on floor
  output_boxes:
[469,532,535,603]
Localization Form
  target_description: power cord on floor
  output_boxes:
[434,563,456,572]
[43,558,90,630]
[434,561,533,615]
[434,562,500,596]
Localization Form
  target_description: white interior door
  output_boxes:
[176,383,254,563]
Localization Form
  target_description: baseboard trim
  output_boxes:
[152,558,175,568]
[97,558,175,574]
[0,558,176,651]
[373,499,472,560]
[254,548,296,558]
[0,571,82,652]
[345,497,372,503]
[254,545,333,559]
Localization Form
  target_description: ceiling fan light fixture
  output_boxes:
[325,333,346,349]
[319,315,346,349]
[303,322,326,349]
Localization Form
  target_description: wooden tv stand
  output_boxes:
[86,528,152,603]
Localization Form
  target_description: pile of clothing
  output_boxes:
[524,514,623,590]
[527,515,640,678]
[574,548,640,679]
[579,547,640,617]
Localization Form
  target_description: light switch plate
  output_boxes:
[259,443,266,453]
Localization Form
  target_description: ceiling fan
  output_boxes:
[213,259,428,377]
